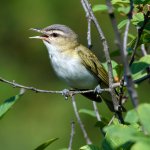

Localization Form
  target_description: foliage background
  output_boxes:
[0,0,149,149]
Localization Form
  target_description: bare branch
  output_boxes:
[141,44,147,56]
[92,102,101,121]
[105,0,139,108]
[81,0,120,112]
[0,76,111,96]
[87,17,92,49]
[71,96,92,144]
[82,0,102,127]
[68,121,75,150]
[108,115,116,126]
[123,20,130,57]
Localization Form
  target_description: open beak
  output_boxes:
[29,28,49,40]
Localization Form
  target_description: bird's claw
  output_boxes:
[94,85,102,96]
[62,89,70,100]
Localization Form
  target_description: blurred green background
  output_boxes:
[0,0,149,150]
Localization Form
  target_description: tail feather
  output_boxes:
[81,90,126,112]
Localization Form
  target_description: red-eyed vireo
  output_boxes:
[30,24,123,113]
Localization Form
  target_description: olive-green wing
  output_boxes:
[77,46,109,86]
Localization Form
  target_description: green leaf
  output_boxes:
[0,89,25,119]
[102,139,114,150]
[118,19,128,29]
[79,109,96,117]
[117,6,130,14]
[103,60,118,75]
[131,55,150,80]
[103,104,150,149]
[125,109,139,124]
[131,141,150,150]
[103,122,139,149]
[133,0,150,5]
[80,144,100,150]
[103,60,122,80]
[92,4,108,12]
[137,104,150,134]
[112,0,130,5]
[34,138,59,150]
[95,117,109,128]
[132,13,144,26]
[141,33,150,44]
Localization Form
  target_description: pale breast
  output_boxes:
[44,41,98,89]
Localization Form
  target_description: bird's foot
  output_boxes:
[94,85,102,96]
[62,89,70,100]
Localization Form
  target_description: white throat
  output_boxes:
[43,41,98,89]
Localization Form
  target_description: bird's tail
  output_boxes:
[81,90,126,112]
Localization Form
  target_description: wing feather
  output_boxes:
[77,45,109,86]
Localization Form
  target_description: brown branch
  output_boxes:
[71,96,92,144]
[105,0,139,108]
[68,121,75,150]
[81,0,120,112]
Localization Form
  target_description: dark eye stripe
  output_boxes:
[51,33,59,37]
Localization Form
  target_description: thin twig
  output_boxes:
[0,76,111,95]
[82,1,102,123]
[1,75,149,95]
[106,0,139,108]
[129,11,150,66]
[108,115,116,126]
[81,0,120,112]
[123,20,139,108]
[87,15,92,49]
[92,102,101,121]
[71,96,92,144]
[123,20,130,57]
[68,121,75,150]
[141,44,147,56]
[118,77,125,105]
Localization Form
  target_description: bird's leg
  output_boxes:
[94,84,102,98]
[62,89,70,100]
[94,85,102,94]
[62,88,76,100]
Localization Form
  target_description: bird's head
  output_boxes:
[30,24,78,48]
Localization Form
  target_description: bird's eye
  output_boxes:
[51,33,59,37]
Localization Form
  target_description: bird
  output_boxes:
[30,24,124,114]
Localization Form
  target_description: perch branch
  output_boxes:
[81,0,120,112]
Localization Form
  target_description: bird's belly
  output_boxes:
[51,56,98,89]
